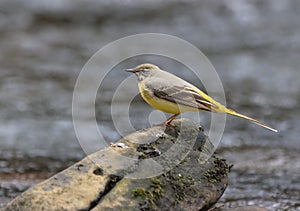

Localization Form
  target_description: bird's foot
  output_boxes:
[153,114,179,127]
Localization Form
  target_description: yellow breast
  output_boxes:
[138,82,199,114]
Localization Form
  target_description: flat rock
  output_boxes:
[1,118,230,211]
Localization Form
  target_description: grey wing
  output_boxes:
[146,82,217,111]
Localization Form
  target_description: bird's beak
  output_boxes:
[124,68,136,73]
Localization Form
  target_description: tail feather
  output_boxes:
[225,109,278,132]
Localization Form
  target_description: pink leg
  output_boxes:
[163,114,179,125]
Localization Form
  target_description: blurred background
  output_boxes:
[0,0,299,210]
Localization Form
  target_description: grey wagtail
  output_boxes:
[125,63,277,132]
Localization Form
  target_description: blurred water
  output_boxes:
[0,0,300,209]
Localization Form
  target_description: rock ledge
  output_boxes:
[2,119,230,211]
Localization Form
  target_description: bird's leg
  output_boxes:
[153,114,179,126]
[163,114,179,125]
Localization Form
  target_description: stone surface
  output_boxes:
[1,118,230,211]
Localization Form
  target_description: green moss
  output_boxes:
[150,178,164,199]
[203,157,231,183]
[132,188,147,198]
[166,173,195,205]
[203,170,219,183]
[132,178,164,209]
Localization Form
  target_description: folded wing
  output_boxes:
[151,85,219,112]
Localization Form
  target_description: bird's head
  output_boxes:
[124,63,160,81]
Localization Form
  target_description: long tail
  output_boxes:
[225,108,278,132]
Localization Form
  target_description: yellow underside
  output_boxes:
[139,86,199,114]
[137,80,277,132]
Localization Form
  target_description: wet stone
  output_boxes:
[1,118,230,211]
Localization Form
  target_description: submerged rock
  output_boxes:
[1,118,231,211]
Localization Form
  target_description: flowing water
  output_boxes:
[0,1,299,210]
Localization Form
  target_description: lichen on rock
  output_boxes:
[1,118,231,211]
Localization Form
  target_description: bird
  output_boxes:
[125,63,278,132]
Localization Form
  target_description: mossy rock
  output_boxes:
[1,118,230,211]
